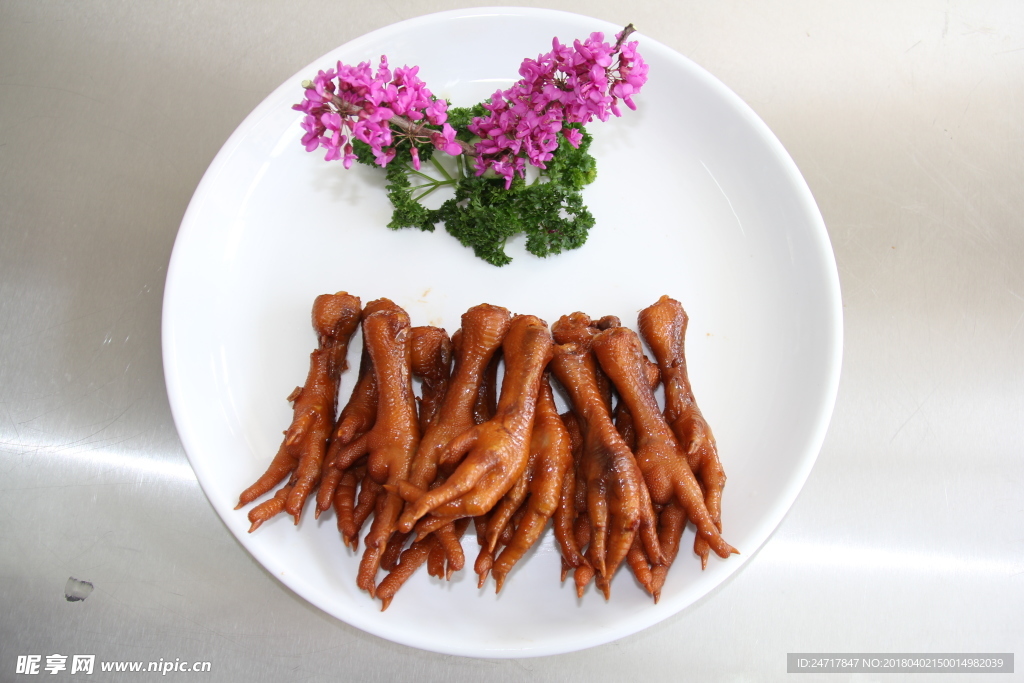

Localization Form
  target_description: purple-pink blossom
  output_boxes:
[293,25,646,186]
[468,28,647,187]
[292,56,455,167]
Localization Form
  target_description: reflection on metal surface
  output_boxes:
[7,441,198,482]
[77,449,196,482]
[762,537,1023,577]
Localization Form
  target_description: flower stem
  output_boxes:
[431,156,453,181]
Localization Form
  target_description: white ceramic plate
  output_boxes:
[162,7,842,658]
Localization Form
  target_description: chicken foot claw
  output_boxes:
[638,296,729,568]
[237,293,361,526]
[593,324,736,560]
[397,315,554,532]
[550,313,664,593]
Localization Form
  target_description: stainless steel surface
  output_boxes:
[1,0,1021,680]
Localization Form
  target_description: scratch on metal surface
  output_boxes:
[888,389,934,443]
[960,78,984,119]
[511,659,535,674]
[21,422,133,455]
[1010,310,1024,339]
[1,433,196,481]
[383,0,402,20]
[20,396,128,428]
[7,300,125,344]
[1,401,21,439]
[906,150,996,250]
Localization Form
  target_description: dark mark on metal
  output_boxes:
[65,577,94,602]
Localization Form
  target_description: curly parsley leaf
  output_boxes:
[359,119,599,266]
[384,163,437,233]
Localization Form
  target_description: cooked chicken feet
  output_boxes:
[396,315,553,529]
[592,325,736,561]
[241,293,735,606]
[236,292,361,525]
[638,295,729,568]
[549,314,663,597]
[489,374,574,592]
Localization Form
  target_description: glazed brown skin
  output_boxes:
[625,535,654,596]
[236,292,361,524]
[650,502,687,600]
[625,502,686,602]
[552,312,613,408]
[316,299,397,517]
[473,513,495,586]
[411,331,499,573]
[533,314,594,587]
[389,308,509,574]
[361,307,420,595]
[316,348,376,518]
[380,529,409,572]
[409,326,452,432]
[333,465,361,546]
[553,410,589,582]
[553,313,665,592]
[427,539,447,578]
[333,463,382,549]
[473,347,502,425]
[375,326,453,575]
[490,374,574,592]
[407,304,511,492]
[377,520,469,611]
[571,499,596,596]
[332,347,378,447]
[638,295,728,568]
[326,312,447,553]
[396,315,553,531]
[592,325,736,561]
[246,293,730,602]
[613,344,661,451]
[245,480,294,532]
[614,341,676,598]
[325,301,420,595]
[376,536,435,611]
[484,462,530,552]
[549,339,663,597]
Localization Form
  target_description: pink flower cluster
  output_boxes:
[292,57,461,169]
[468,29,648,187]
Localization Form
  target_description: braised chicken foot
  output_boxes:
[550,343,662,597]
[408,304,511,492]
[318,301,419,595]
[396,315,553,530]
[592,325,736,561]
[490,374,574,592]
[237,292,361,525]
[552,410,590,585]
[409,325,453,432]
[638,295,728,568]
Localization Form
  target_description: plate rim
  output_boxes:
[162,5,843,658]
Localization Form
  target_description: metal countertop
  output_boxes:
[1,1,1021,680]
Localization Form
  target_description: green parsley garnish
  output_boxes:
[353,109,597,267]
